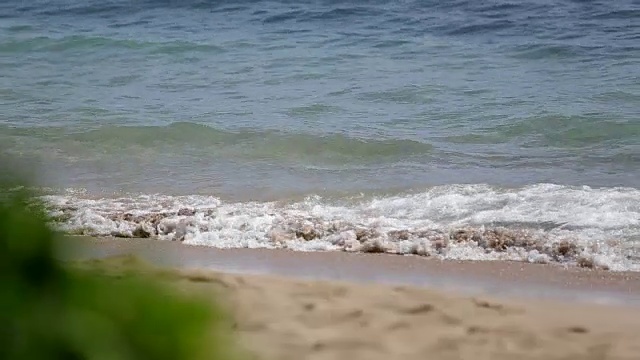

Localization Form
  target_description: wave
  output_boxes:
[477,116,640,148]
[437,115,640,157]
[445,20,515,36]
[508,44,599,60]
[0,36,224,54]
[261,6,384,24]
[8,0,233,17]
[6,0,383,20]
[0,122,433,164]
[43,183,640,271]
[588,9,640,20]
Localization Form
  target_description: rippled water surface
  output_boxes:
[1,0,639,268]
[2,0,638,196]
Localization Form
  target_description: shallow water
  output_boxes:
[2,0,639,268]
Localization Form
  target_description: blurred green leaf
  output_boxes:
[0,176,241,360]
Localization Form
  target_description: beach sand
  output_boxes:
[65,237,640,359]
[203,271,640,360]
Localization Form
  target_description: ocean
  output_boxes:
[1,0,639,270]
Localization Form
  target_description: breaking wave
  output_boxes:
[43,183,640,271]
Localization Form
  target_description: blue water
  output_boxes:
[3,0,639,269]
[1,0,639,198]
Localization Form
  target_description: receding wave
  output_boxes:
[0,122,433,164]
[43,183,640,271]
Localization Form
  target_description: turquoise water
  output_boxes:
[2,1,640,268]
[1,0,638,197]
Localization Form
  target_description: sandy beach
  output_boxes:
[204,271,640,360]
[63,237,640,359]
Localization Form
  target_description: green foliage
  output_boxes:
[0,183,238,360]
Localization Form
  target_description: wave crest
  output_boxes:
[1,122,433,164]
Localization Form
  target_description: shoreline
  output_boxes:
[59,236,640,306]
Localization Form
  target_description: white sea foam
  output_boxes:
[42,183,640,271]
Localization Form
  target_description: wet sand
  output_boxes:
[59,236,640,305]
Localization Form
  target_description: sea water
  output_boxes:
[1,0,639,270]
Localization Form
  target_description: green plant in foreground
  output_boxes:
[0,185,237,360]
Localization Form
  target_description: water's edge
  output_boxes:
[58,237,640,307]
